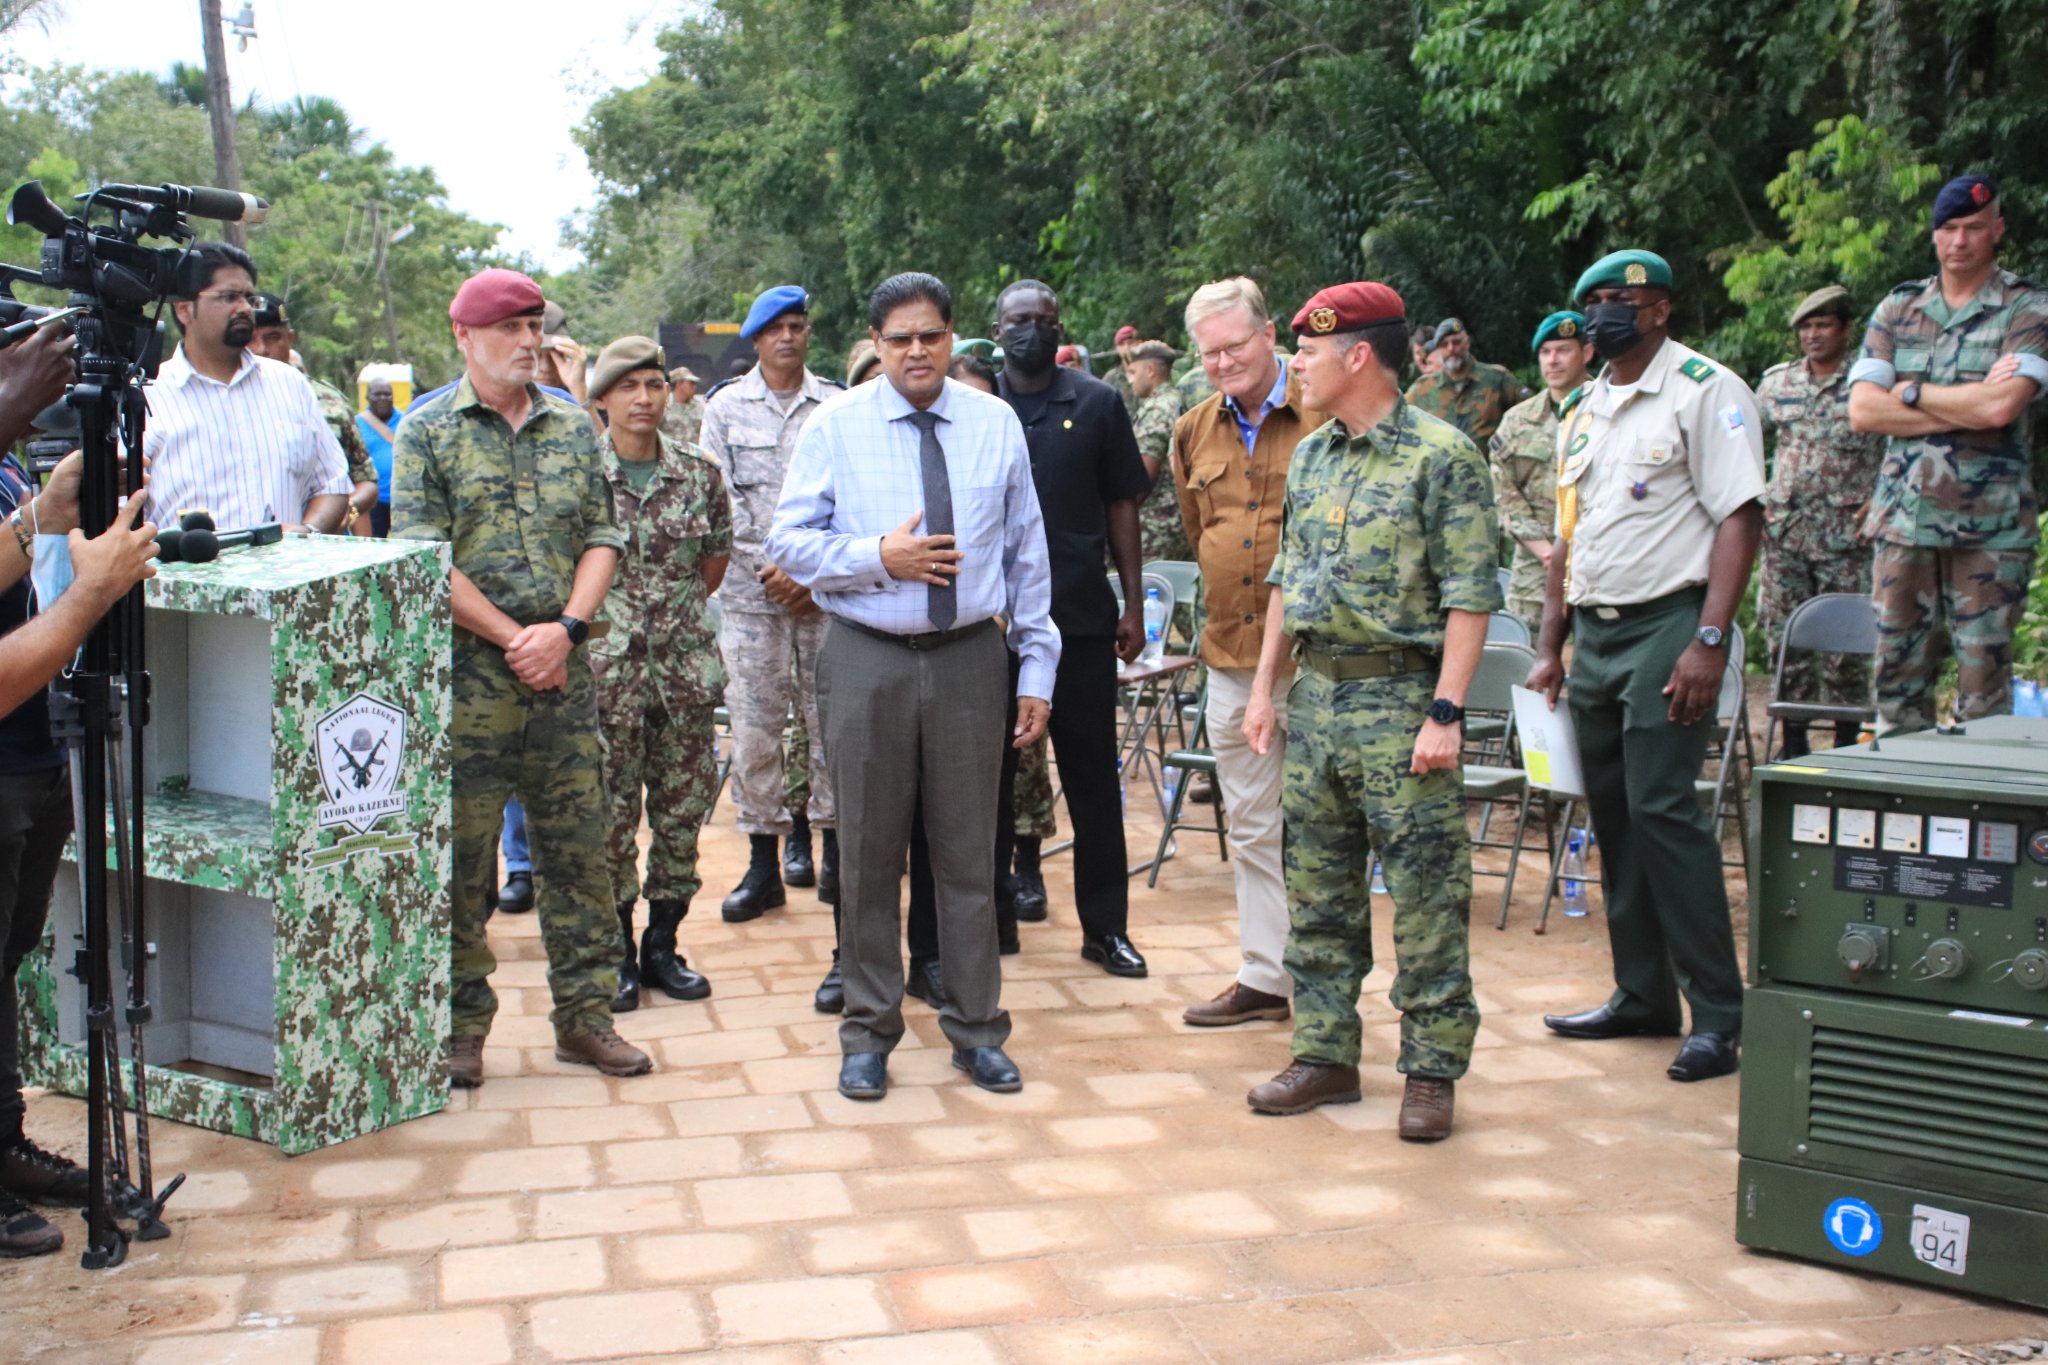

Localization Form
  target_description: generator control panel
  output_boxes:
[1751,717,2048,1011]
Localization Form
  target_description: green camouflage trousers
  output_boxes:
[1760,526,1873,711]
[1282,668,1478,1078]
[599,687,716,905]
[1013,734,1057,839]
[1873,543,2033,732]
[452,640,618,1039]
[785,710,810,818]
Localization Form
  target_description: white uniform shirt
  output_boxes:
[143,346,350,530]
[1555,337,1765,606]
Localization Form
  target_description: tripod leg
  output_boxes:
[105,734,171,1238]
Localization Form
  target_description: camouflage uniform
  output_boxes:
[393,377,627,1041]
[1854,269,2048,731]
[1403,361,1530,447]
[1012,735,1057,839]
[1487,387,1579,631]
[1268,399,1501,1078]
[1174,362,1216,410]
[701,365,840,836]
[1134,387,1192,563]
[1755,358,1885,710]
[661,393,705,450]
[592,433,732,904]
[311,376,377,491]
[1105,363,1137,417]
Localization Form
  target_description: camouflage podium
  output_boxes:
[21,536,453,1155]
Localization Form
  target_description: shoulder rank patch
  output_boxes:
[1679,357,1716,383]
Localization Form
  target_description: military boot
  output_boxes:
[641,899,711,1000]
[1011,836,1048,922]
[783,811,816,887]
[612,900,641,1014]
[722,834,786,922]
[817,828,839,905]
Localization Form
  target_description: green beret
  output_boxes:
[1571,250,1673,302]
[1430,317,1466,349]
[589,335,667,401]
[1530,311,1587,352]
[1789,285,1853,328]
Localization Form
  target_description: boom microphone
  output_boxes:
[96,182,268,225]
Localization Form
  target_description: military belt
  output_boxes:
[1574,584,1706,622]
[1293,643,1438,681]
[836,616,995,652]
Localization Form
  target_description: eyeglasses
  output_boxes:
[876,328,950,352]
[200,289,261,308]
[1197,328,1266,366]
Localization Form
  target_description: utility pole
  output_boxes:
[366,201,403,359]
[198,0,246,249]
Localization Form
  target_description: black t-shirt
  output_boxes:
[998,367,1151,637]
[0,455,64,775]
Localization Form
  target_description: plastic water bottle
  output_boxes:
[2015,679,2046,718]
[1140,587,1168,666]
[1561,830,1589,918]
[1370,859,1387,894]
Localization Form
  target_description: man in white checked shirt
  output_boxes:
[143,242,351,533]
[769,271,1058,1104]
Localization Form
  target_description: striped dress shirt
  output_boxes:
[142,347,350,529]
[767,376,1062,701]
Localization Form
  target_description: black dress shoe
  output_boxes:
[839,1051,888,1101]
[1011,870,1049,922]
[952,1046,1022,1093]
[1543,1002,1682,1040]
[498,870,534,914]
[1081,933,1148,978]
[1667,1031,1740,1082]
[813,957,845,1014]
[906,957,949,1008]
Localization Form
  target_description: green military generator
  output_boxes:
[1738,716,2048,1308]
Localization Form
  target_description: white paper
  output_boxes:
[1511,686,1585,799]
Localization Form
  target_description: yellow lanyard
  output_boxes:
[1555,396,1599,596]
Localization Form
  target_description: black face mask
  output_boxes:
[1584,301,1642,360]
[1000,321,1060,376]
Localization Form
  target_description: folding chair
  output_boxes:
[1695,627,1754,870]
[707,595,734,815]
[1760,592,1878,760]
[1485,612,1532,646]
[1141,558,1202,648]
[1467,613,1532,770]
[1461,643,1539,926]
[1146,671,1229,886]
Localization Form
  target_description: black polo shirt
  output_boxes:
[998,367,1151,638]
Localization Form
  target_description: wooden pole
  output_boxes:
[198,0,246,249]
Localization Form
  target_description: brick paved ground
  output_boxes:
[5,772,2045,1362]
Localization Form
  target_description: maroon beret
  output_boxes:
[1291,282,1406,337]
[449,269,547,327]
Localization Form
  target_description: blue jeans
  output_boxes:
[501,797,530,875]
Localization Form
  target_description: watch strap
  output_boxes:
[557,614,589,647]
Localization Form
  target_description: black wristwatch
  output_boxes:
[1899,381,1922,408]
[1427,697,1465,726]
[1694,624,1726,649]
[557,614,590,648]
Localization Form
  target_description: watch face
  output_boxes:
[1697,626,1723,647]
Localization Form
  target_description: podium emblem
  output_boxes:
[316,692,410,835]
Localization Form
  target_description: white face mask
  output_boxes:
[29,532,73,610]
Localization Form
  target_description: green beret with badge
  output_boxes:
[1530,310,1587,352]
[1571,250,1673,302]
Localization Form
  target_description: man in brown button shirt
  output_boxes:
[1171,276,1329,1026]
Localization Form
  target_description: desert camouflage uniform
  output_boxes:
[701,365,841,835]
[1134,387,1191,563]
[1268,399,1500,1079]
[1755,358,1885,709]
[1855,268,2048,730]
[1487,387,1579,631]
[1404,360,1529,446]
[393,377,626,1041]
[591,433,732,904]
[311,376,377,490]
[661,393,705,450]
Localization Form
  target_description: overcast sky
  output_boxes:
[5,0,675,270]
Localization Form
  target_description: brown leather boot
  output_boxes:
[1246,1059,1360,1115]
[448,1034,486,1089]
[1398,1076,1455,1142]
[1182,982,1291,1027]
[555,1027,653,1077]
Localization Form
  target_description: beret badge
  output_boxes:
[1307,307,1338,334]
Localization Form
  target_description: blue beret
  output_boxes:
[740,285,809,340]
[1531,311,1586,351]
[1932,174,1998,229]
[1572,250,1673,302]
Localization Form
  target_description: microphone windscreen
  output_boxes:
[179,528,220,564]
[154,527,183,563]
[180,510,215,532]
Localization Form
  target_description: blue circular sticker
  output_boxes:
[1823,1197,1884,1257]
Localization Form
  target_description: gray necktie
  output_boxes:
[906,409,956,629]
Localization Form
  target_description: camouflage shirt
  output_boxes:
[391,376,624,631]
[699,365,839,613]
[1853,267,2048,549]
[660,393,705,450]
[1488,387,1581,545]
[1133,386,1190,562]
[1755,358,1884,547]
[311,376,376,488]
[591,433,732,711]
[1268,399,1503,654]
[1403,360,1530,446]
[1105,363,1138,418]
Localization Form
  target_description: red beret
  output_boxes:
[449,268,546,327]
[1291,282,1406,337]
[1114,324,1138,344]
